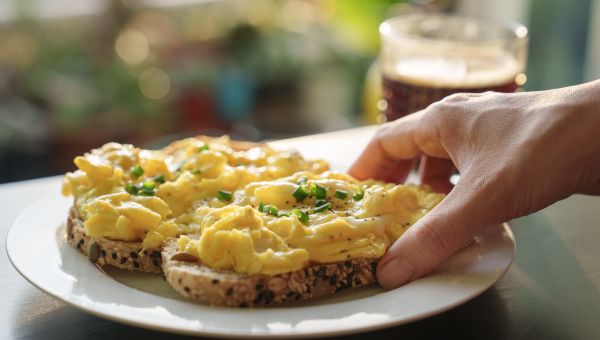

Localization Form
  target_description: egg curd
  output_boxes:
[63,137,444,276]
[62,137,328,250]
[177,171,444,275]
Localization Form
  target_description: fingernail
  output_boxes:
[377,256,414,289]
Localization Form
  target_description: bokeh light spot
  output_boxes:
[515,73,527,86]
[139,67,170,100]
[115,29,150,65]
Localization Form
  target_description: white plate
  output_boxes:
[7,194,515,338]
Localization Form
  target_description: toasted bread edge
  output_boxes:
[67,207,163,273]
[161,238,378,307]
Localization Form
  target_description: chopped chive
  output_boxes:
[315,199,328,207]
[140,189,155,196]
[125,183,140,195]
[153,174,166,184]
[310,183,327,199]
[125,182,155,196]
[353,190,364,201]
[142,181,155,190]
[292,186,308,202]
[131,165,144,178]
[268,205,279,216]
[216,190,232,201]
[191,169,202,175]
[292,209,309,223]
[198,144,209,152]
[297,176,308,185]
[278,212,290,217]
[258,202,266,212]
[335,190,348,200]
[313,202,331,213]
[140,188,155,196]
[139,181,156,196]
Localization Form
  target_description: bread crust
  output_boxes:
[161,238,378,307]
[67,207,163,273]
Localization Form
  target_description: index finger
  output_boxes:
[349,110,445,180]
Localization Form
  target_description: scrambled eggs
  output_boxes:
[63,137,328,249]
[177,171,443,275]
[63,137,444,276]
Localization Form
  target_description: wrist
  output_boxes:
[568,81,600,194]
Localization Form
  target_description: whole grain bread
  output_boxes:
[161,237,378,307]
[67,207,163,273]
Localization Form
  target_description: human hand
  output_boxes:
[349,80,600,289]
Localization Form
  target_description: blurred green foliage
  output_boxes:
[0,0,408,182]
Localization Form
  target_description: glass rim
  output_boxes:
[380,13,528,45]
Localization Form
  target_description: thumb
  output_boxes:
[376,175,493,289]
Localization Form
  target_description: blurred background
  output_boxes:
[0,0,599,183]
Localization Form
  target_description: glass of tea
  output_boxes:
[379,13,528,121]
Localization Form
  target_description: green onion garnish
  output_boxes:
[353,190,364,201]
[335,190,348,200]
[315,199,328,207]
[139,181,156,196]
[142,181,155,190]
[140,189,155,196]
[131,165,144,178]
[257,204,283,217]
[292,209,309,223]
[191,169,202,175]
[198,144,209,152]
[278,212,290,217]
[125,183,140,195]
[310,183,327,199]
[153,174,166,184]
[125,182,155,196]
[216,190,232,201]
[297,176,308,185]
[313,202,331,213]
[292,186,308,202]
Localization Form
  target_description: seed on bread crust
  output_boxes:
[88,242,100,262]
[170,252,198,262]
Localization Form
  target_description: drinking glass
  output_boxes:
[379,13,528,121]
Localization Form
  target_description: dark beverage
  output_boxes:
[383,76,520,121]
[381,56,525,121]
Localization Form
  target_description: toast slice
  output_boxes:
[161,237,378,307]
[64,137,327,273]
[67,207,163,273]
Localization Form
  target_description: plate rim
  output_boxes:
[6,196,516,338]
